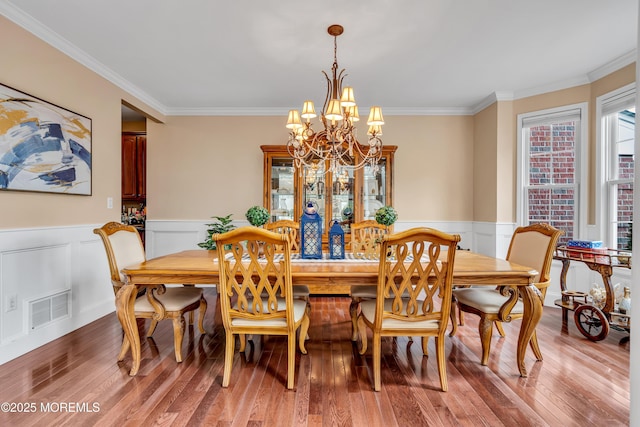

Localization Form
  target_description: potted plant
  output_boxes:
[246,205,269,227]
[198,214,235,250]
[375,205,398,227]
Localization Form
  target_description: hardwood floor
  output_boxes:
[0,288,630,426]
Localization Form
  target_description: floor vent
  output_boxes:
[29,291,71,330]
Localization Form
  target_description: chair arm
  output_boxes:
[147,284,167,320]
[497,285,519,322]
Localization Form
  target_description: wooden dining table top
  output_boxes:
[121,249,538,286]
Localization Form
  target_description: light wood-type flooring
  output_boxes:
[0,288,630,426]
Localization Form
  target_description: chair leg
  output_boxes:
[147,319,158,337]
[436,334,448,391]
[118,335,130,361]
[421,336,429,356]
[495,321,506,337]
[287,331,296,390]
[478,318,494,365]
[239,334,246,352]
[358,316,368,355]
[298,314,309,354]
[222,331,235,387]
[349,298,360,341]
[529,330,543,360]
[372,333,382,391]
[449,303,459,337]
[303,297,311,340]
[197,296,207,334]
[172,315,186,363]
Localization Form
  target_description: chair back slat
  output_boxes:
[351,220,388,259]
[214,227,293,323]
[376,228,460,326]
[265,220,300,253]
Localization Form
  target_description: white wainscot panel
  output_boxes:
[1,245,71,342]
[0,225,114,365]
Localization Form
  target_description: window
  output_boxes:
[599,85,635,250]
[517,104,587,245]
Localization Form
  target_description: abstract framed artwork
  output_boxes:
[0,83,92,195]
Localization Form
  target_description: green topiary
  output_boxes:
[375,205,398,226]
[246,205,269,227]
[198,214,236,250]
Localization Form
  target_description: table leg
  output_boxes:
[516,284,545,377]
[115,283,141,376]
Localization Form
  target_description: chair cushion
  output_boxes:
[453,287,524,314]
[230,298,307,327]
[360,299,440,330]
[134,286,203,312]
[351,285,377,298]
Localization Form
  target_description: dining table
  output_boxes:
[118,249,540,377]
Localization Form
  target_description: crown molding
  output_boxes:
[0,1,169,115]
[512,75,591,100]
[470,92,514,114]
[588,49,636,82]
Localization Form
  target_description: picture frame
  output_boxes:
[0,83,92,195]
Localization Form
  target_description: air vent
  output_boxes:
[29,291,71,329]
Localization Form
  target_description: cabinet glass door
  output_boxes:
[270,158,295,222]
[362,158,387,220]
[332,168,355,232]
[302,161,327,227]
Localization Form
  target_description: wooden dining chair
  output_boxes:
[357,227,460,392]
[213,226,310,390]
[450,223,563,366]
[264,220,311,305]
[349,220,389,341]
[94,222,207,363]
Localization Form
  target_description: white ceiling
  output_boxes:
[1,0,638,118]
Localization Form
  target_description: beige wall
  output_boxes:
[0,16,162,229]
[473,103,498,222]
[147,115,476,222]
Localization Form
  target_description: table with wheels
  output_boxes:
[553,246,631,343]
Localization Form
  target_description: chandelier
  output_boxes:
[286,24,384,175]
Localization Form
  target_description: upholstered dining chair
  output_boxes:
[264,220,311,306]
[94,222,207,363]
[349,220,389,341]
[213,226,310,390]
[450,223,562,366]
[357,227,460,392]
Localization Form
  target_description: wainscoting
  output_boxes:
[0,220,623,365]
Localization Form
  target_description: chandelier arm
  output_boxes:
[337,69,347,98]
[321,70,332,119]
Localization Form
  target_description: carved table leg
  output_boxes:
[516,284,545,377]
[115,283,141,376]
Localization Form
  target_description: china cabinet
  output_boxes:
[261,145,396,245]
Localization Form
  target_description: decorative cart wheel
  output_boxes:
[574,304,610,342]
